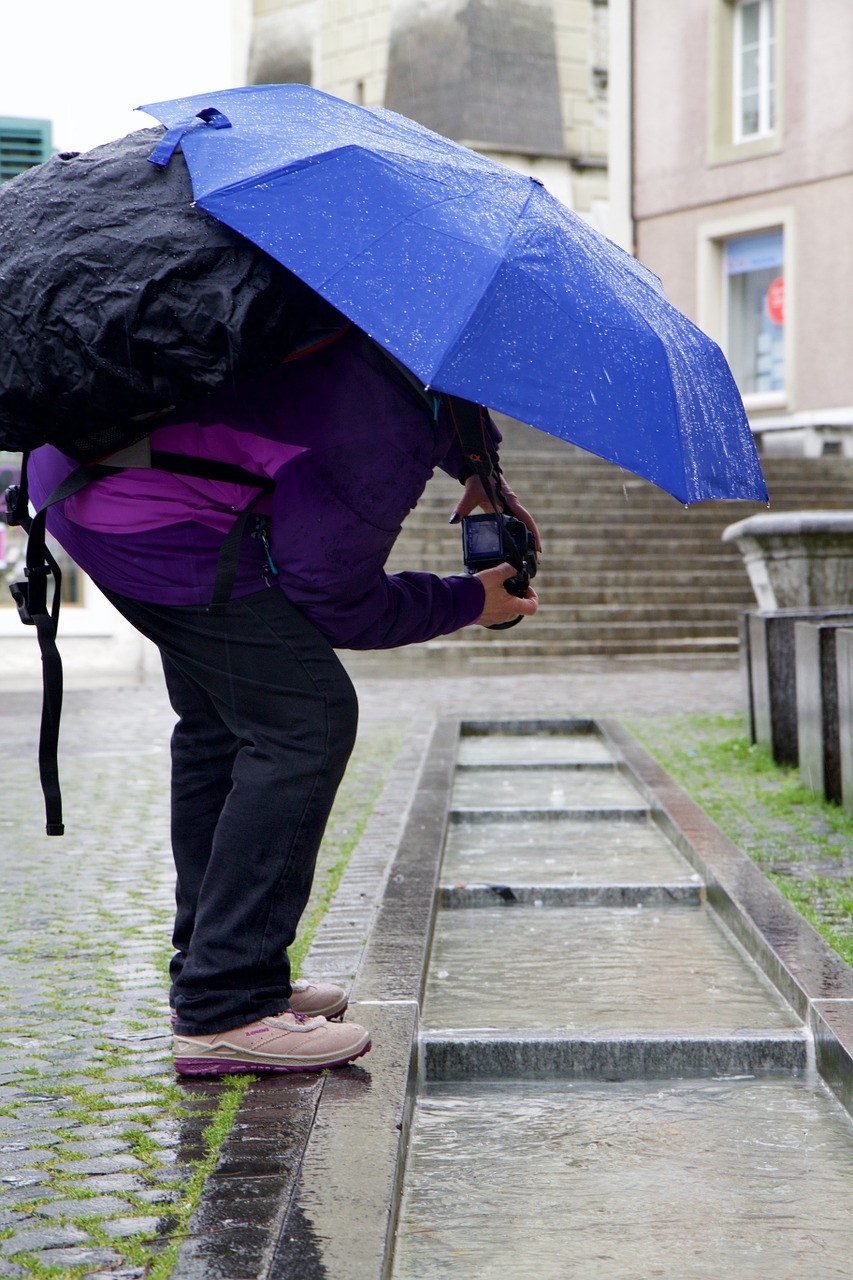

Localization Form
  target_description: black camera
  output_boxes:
[461,513,538,598]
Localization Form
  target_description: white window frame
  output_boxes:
[697,206,795,414]
[733,0,776,144]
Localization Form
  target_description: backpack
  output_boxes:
[0,127,327,459]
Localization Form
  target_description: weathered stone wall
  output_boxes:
[248,0,609,220]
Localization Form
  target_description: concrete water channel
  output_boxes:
[174,717,853,1279]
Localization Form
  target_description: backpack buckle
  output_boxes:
[9,580,35,625]
[4,484,25,527]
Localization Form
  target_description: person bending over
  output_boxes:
[27,320,539,1075]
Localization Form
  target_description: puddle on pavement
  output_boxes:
[393,1075,853,1279]
[451,767,642,810]
[457,733,614,766]
[443,816,696,885]
[423,906,798,1032]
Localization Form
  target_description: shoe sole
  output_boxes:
[173,1037,371,1077]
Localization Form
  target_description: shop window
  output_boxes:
[724,228,785,397]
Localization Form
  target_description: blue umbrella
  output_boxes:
[140,84,767,505]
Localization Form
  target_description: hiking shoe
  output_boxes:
[169,979,347,1028]
[173,1011,371,1076]
[288,979,348,1019]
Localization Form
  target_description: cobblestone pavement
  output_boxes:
[0,662,743,1276]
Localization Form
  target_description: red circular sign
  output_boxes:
[766,276,785,326]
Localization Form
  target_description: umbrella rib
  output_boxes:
[432,238,690,499]
[415,183,539,384]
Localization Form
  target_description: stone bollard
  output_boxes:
[795,620,853,803]
[744,609,853,766]
[725,513,853,772]
[837,630,853,815]
[722,512,853,612]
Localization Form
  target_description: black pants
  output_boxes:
[101,586,359,1035]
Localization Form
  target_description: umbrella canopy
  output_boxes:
[141,84,768,505]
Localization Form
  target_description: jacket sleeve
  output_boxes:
[269,441,485,649]
[286,567,485,650]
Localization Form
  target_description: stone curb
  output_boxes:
[423,1030,808,1079]
[600,719,853,1110]
[169,717,457,1280]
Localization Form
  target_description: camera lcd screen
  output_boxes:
[463,517,503,560]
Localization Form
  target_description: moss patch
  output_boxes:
[0,713,405,1277]
[627,712,853,966]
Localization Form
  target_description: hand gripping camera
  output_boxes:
[461,512,538,629]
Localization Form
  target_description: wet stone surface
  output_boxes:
[0,669,800,1275]
[0,686,227,1268]
[0,680,408,1273]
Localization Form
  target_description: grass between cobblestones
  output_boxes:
[0,701,405,1280]
[627,712,853,967]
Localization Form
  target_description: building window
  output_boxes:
[724,228,784,396]
[733,0,776,143]
[0,117,52,182]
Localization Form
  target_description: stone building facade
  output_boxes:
[622,0,853,457]
[249,0,610,227]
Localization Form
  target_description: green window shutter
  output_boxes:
[0,117,52,181]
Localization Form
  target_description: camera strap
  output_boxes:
[445,398,529,580]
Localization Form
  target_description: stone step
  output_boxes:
[409,635,741,658]
[383,416,853,658]
[535,589,746,608]
[523,603,749,621]
[388,554,751,576]
[436,629,745,652]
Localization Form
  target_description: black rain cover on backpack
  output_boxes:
[0,127,330,463]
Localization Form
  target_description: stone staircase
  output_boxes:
[344,416,853,672]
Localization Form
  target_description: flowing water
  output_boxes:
[442,815,699,885]
[457,733,615,766]
[451,767,643,810]
[394,1076,853,1279]
[391,725,852,1277]
[423,905,799,1033]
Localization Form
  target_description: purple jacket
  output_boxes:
[28,325,491,649]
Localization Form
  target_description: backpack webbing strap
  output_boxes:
[210,503,260,606]
[4,456,86,835]
[7,453,275,835]
[31,554,65,836]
